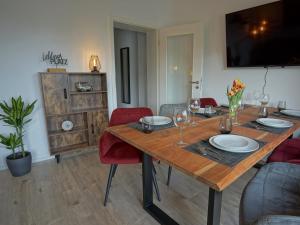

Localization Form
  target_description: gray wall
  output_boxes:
[114,28,147,108]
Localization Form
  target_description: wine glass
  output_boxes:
[141,117,153,134]
[258,106,268,118]
[173,108,188,146]
[219,116,232,134]
[204,105,213,115]
[238,96,245,111]
[260,94,270,106]
[277,100,286,112]
[253,90,261,107]
[188,98,200,126]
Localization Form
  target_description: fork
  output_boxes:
[196,148,221,160]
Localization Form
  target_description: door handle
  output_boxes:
[91,124,95,134]
[63,88,68,99]
[190,81,199,84]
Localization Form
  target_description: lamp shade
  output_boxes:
[89,55,101,72]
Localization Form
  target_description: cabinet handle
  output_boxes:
[91,124,95,134]
[63,89,68,99]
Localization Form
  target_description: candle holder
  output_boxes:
[89,55,101,72]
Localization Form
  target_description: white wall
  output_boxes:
[162,0,300,109]
[0,0,172,170]
[0,0,112,170]
[1,0,299,170]
[137,32,147,106]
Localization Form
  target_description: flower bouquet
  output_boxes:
[227,79,246,125]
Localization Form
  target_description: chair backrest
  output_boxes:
[200,98,218,107]
[109,107,153,126]
[159,103,187,117]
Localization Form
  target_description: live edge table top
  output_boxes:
[107,107,300,192]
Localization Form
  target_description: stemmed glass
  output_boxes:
[253,90,261,107]
[188,98,200,126]
[173,108,188,146]
[260,94,270,106]
[277,100,286,112]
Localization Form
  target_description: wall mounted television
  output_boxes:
[226,0,300,68]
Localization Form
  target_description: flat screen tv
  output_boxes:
[226,0,300,67]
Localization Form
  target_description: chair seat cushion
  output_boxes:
[268,139,300,165]
[254,215,300,225]
[101,141,142,164]
[240,162,300,225]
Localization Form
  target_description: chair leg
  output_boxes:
[112,164,118,177]
[167,166,172,186]
[152,168,161,201]
[153,164,157,174]
[103,164,117,206]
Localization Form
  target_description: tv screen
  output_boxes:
[226,0,300,67]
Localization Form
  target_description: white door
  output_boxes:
[159,23,204,105]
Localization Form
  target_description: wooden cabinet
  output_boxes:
[87,111,109,146]
[40,72,109,162]
[41,74,69,115]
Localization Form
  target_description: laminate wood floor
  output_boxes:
[0,151,257,225]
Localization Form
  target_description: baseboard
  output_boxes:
[0,163,7,171]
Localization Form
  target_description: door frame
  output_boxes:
[158,22,204,106]
[107,17,159,115]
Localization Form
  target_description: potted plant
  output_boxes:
[0,96,36,177]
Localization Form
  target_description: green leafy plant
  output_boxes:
[0,133,22,159]
[0,96,37,158]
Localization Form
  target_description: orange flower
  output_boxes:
[228,90,235,97]
[227,79,246,97]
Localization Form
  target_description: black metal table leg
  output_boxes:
[142,153,179,225]
[207,188,222,225]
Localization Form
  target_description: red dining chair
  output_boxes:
[267,138,300,165]
[99,107,161,206]
[200,98,218,108]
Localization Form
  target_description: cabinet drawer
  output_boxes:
[49,130,88,153]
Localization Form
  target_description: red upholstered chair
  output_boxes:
[200,98,218,108]
[268,138,300,165]
[99,107,161,206]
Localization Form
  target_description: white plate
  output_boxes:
[140,116,172,126]
[61,120,73,131]
[194,108,217,114]
[280,109,300,117]
[256,118,293,128]
[194,108,205,114]
[209,135,259,153]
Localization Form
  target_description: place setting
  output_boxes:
[243,117,294,134]
[184,115,265,167]
[239,96,295,133]
[129,115,175,133]
[271,100,300,121]
[188,98,225,121]
[242,102,295,134]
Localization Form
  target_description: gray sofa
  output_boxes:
[240,162,300,225]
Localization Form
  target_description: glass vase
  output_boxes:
[229,103,239,125]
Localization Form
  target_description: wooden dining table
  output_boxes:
[107,106,300,225]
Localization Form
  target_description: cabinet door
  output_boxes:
[41,74,69,115]
[87,111,109,146]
